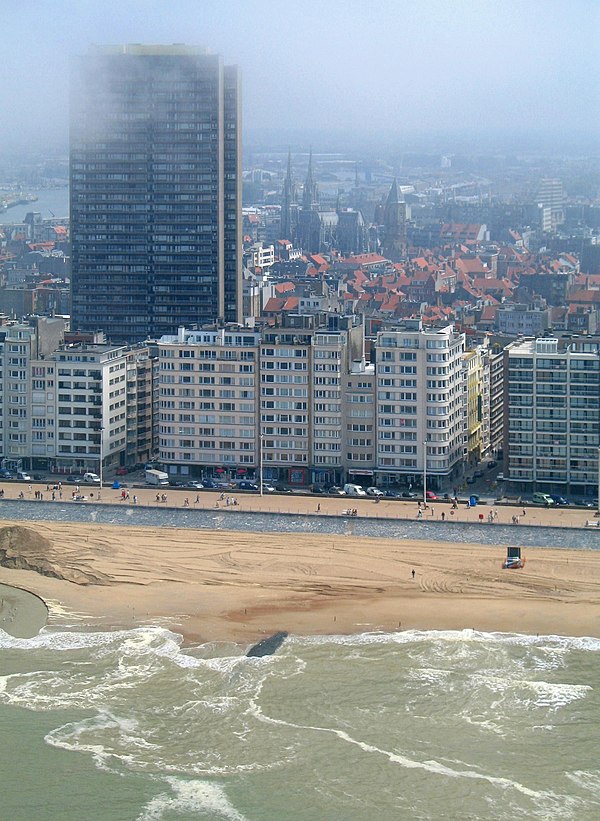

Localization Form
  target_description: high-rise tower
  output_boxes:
[70,44,242,343]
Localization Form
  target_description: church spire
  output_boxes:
[302,147,318,210]
[382,177,407,262]
[280,149,295,242]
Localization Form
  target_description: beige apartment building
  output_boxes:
[374,321,466,491]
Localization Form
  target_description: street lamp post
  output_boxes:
[259,433,264,497]
[423,439,427,507]
[99,427,104,501]
[597,446,600,517]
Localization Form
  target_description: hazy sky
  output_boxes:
[1,0,598,153]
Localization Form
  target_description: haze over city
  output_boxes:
[1,0,598,153]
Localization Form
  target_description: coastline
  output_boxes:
[1,516,600,645]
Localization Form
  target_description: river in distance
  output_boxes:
[0,188,69,224]
[1,503,600,819]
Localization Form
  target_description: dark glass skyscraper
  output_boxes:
[70,45,242,342]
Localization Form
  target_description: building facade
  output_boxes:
[71,44,242,343]
[0,318,156,474]
[157,326,261,480]
[504,336,600,496]
[374,322,466,490]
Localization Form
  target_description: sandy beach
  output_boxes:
[1,501,600,643]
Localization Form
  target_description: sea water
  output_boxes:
[1,624,599,820]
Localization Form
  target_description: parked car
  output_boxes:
[487,460,498,469]
[185,481,205,490]
[384,490,401,498]
[201,479,219,489]
[466,476,476,485]
[17,472,32,482]
[328,486,346,496]
[532,492,555,506]
[473,470,484,479]
[402,490,418,498]
[0,470,14,480]
[366,487,384,497]
[275,484,293,494]
[550,495,569,506]
[237,480,259,491]
[311,485,325,494]
[496,473,505,481]
[260,483,276,493]
[426,491,438,500]
[83,472,101,484]
[66,474,85,484]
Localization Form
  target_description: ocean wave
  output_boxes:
[470,673,591,709]
[287,628,600,654]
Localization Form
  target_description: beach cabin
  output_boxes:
[503,546,525,570]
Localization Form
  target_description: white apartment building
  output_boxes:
[504,336,600,496]
[157,327,261,481]
[0,318,155,475]
[54,343,130,475]
[374,321,466,490]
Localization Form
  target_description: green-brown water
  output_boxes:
[1,625,599,820]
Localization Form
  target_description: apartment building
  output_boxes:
[463,340,490,465]
[155,316,367,487]
[504,336,600,496]
[374,321,466,490]
[0,317,65,472]
[71,45,242,342]
[344,362,376,484]
[0,318,156,475]
[259,325,312,485]
[488,345,504,457]
[157,326,261,481]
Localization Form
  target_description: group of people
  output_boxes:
[155,493,168,503]
[215,495,239,508]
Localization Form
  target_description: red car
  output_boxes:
[426,491,438,500]
[116,467,128,475]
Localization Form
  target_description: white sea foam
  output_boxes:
[470,673,591,709]
[138,777,248,821]
[289,628,600,655]
[45,711,145,773]
[566,770,600,796]
[249,697,565,804]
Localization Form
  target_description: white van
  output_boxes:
[83,472,101,484]
[343,483,367,497]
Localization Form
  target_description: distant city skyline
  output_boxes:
[0,0,598,154]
